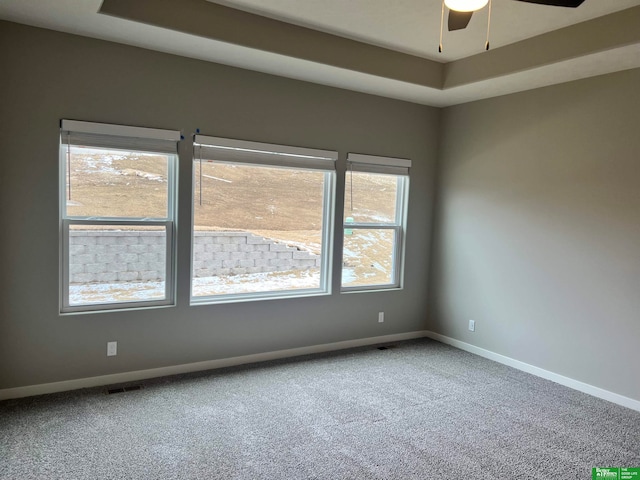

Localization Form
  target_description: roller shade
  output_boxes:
[61,120,180,154]
[347,153,411,176]
[195,135,337,171]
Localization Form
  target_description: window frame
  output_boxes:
[59,120,180,314]
[190,135,337,305]
[341,154,410,293]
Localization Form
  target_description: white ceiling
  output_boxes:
[1,0,639,107]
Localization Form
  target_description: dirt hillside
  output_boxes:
[67,149,399,285]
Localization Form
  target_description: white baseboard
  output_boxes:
[423,330,640,413]
[0,331,427,401]
[3,330,639,413]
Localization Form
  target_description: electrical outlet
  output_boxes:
[107,341,117,357]
[468,320,475,332]
[378,312,384,323]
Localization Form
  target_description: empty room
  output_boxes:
[1,0,639,478]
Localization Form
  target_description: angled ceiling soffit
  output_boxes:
[99,0,640,93]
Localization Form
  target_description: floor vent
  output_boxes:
[107,385,143,394]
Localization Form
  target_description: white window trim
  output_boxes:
[341,153,410,292]
[190,135,336,305]
[59,120,180,314]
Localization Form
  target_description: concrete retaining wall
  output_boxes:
[69,231,320,284]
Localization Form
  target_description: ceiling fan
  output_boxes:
[447,0,585,31]
[439,0,585,52]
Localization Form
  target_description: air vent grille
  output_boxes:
[107,385,143,394]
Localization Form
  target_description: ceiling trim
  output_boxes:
[444,6,640,88]
[99,0,443,89]
[99,0,640,101]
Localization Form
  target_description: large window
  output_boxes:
[191,135,336,303]
[60,120,180,312]
[342,153,410,291]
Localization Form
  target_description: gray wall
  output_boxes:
[0,21,438,389]
[2,20,639,404]
[431,69,640,401]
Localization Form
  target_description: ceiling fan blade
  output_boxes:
[513,0,585,7]
[448,10,473,31]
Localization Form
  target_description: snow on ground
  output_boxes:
[70,269,358,305]
[70,269,361,305]
[192,270,320,296]
[341,268,357,283]
[72,147,163,177]
[69,281,165,305]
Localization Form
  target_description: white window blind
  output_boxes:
[194,135,337,171]
[347,153,411,176]
[61,120,180,154]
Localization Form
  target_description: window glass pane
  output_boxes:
[65,146,169,218]
[345,171,398,223]
[342,229,395,287]
[68,224,166,306]
[192,162,327,297]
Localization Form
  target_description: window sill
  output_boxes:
[60,302,176,316]
[190,289,331,306]
[340,285,404,294]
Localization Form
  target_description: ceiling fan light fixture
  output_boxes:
[444,0,489,12]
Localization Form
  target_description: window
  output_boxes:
[60,120,180,312]
[191,135,336,303]
[342,153,410,291]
